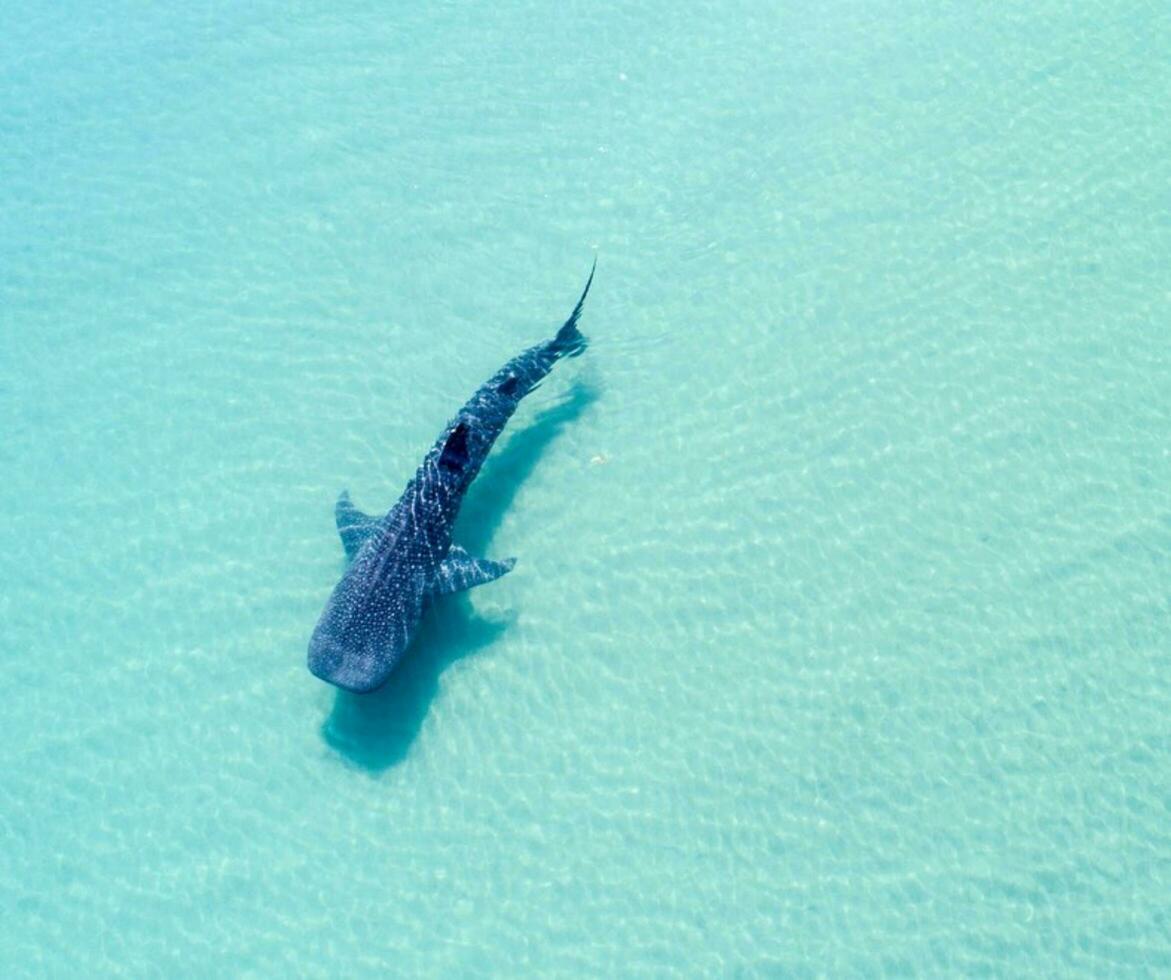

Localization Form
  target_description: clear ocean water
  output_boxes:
[3,1,1169,976]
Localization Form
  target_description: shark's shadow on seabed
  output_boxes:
[321,381,598,772]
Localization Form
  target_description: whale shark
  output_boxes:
[308,262,595,693]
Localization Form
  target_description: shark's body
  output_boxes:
[308,264,594,693]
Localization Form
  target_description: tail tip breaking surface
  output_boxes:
[552,257,596,357]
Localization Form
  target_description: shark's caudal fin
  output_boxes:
[549,257,596,359]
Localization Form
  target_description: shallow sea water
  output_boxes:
[3,1,1170,975]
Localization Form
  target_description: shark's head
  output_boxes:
[307,598,419,694]
[309,508,433,693]
[307,634,391,694]
[308,530,431,694]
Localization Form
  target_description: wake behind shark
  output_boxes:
[308,262,595,693]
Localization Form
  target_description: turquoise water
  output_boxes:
[3,0,1170,974]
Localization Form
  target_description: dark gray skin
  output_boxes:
[308,263,594,693]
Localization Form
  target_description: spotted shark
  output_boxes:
[308,262,595,693]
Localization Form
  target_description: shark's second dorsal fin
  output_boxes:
[335,489,380,561]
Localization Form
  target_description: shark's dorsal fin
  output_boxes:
[439,422,471,473]
[430,545,516,597]
[335,489,380,561]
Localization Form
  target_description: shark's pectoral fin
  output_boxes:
[430,545,516,597]
[335,489,380,561]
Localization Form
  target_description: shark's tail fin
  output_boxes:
[550,257,596,359]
